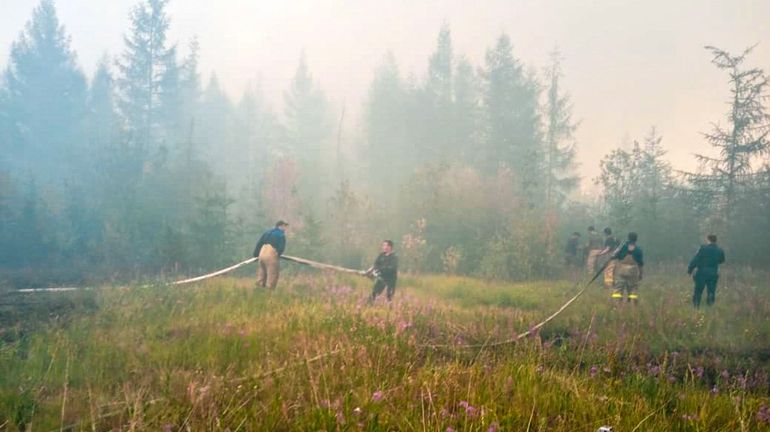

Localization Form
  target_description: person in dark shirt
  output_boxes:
[687,234,726,308]
[365,240,399,303]
[611,232,644,302]
[564,232,581,264]
[253,220,288,289]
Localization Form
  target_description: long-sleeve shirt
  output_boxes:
[587,232,603,250]
[613,242,644,267]
[372,252,398,284]
[688,243,725,274]
[253,228,286,257]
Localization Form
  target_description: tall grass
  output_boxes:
[1,269,769,430]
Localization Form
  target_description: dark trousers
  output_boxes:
[370,278,396,302]
[693,270,718,308]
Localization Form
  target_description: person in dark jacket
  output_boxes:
[253,220,288,289]
[365,240,399,303]
[564,232,582,266]
[611,232,643,302]
[688,234,726,308]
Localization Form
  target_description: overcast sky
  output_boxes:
[2,0,769,186]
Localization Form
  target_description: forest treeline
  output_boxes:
[1,0,769,286]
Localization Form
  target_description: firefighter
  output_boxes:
[598,227,620,289]
[611,232,643,303]
[585,226,604,273]
[365,240,399,303]
[687,234,726,308]
[253,220,288,289]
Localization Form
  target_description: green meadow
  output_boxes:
[1,270,769,431]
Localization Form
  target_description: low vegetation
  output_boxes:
[2,269,769,430]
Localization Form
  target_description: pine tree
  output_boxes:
[116,0,178,156]
[235,85,278,185]
[3,0,87,180]
[685,46,770,229]
[198,74,233,172]
[419,24,454,161]
[284,52,331,165]
[87,57,119,152]
[177,37,201,154]
[543,49,579,210]
[637,127,671,222]
[453,56,480,162]
[364,53,410,191]
[481,34,543,202]
[283,52,331,204]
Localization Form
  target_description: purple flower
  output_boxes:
[487,422,500,432]
[465,405,478,417]
[589,365,599,378]
[446,428,456,432]
[710,386,719,395]
[694,366,704,379]
[372,390,384,402]
[397,320,413,332]
[758,404,770,423]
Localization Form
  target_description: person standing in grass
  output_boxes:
[611,232,643,302]
[253,220,288,289]
[564,232,582,281]
[598,227,620,288]
[688,234,726,308]
[365,240,399,303]
[564,232,581,264]
[585,226,604,273]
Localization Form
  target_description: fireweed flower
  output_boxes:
[372,390,384,402]
[757,404,770,423]
[589,365,599,378]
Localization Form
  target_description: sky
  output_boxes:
[2,0,769,187]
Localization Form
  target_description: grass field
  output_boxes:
[1,268,770,431]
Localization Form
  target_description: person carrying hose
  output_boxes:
[611,232,644,303]
[253,220,288,289]
[365,240,399,303]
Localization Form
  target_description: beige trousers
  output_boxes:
[586,249,602,273]
[256,244,280,289]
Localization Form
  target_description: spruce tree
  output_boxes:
[685,46,770,230]
[453,56,480,162]
[364,53,410,192]
[481,34,543,202]
[3,0,87,180]
[543,50,578,210]
[420,24,454,161]
[116,0,178,156]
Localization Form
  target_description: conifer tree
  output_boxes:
[3,0,87,180]
[116,0,178,155]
